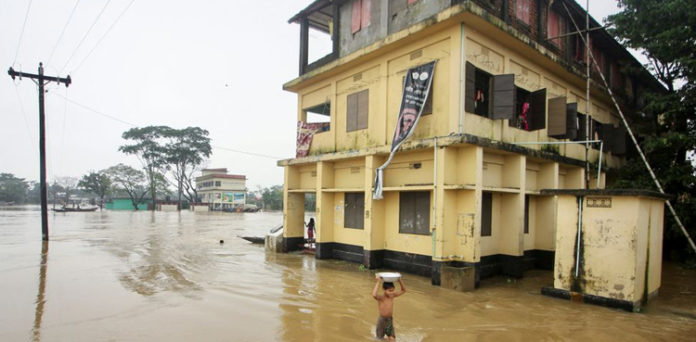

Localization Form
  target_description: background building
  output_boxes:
[196,168,247,210]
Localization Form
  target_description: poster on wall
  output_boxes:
[373,60,436,200]
[233,193,245,204]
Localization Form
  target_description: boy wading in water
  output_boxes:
[372,275,406,341]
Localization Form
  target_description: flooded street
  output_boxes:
[1,206,694,341]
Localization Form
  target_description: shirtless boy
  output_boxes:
[372,275,407,341]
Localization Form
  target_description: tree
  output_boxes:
[163,127,211,210]
[0,173,28,203]
[119,126,171,211]
[106,164,149,210]
[261,185,284,210]
[607,0,696,260]
[78,171,112,209]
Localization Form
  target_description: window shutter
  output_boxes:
[415,191,430,234]
[599,123,611,152]
[491,74,515,120]
[357,89,369,130]
[576,113,587,141]
[465,62,476,114]
[547,96,567,138]
[347,92,358,131]
[566,103,578,140]
[528,88,547,131]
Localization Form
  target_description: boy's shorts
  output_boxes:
[375,316,395,338]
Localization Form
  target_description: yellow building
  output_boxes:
[196,168,247,210]
[279,0,665,311]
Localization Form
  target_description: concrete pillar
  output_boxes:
[283,166,305,252]
[363,155,385,268]
[316,161,335,259]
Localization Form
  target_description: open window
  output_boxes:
[547,98,578,139]
[465,62,492,117]
[304,102,331,126]
[508,87,546,131]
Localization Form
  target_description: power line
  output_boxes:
[72,0,136,74]
[49,92,286,160]
[60,0,112,74]
[12,82,36,150]
[13,0,34,65]
[212,145,284,160]
[47,0,82,66]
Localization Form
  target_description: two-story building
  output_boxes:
[278,0,666,310]
[196,168,247,210]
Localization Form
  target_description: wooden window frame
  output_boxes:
[344,192,365,229]
[398,191,430,236]
[346,89,369,132]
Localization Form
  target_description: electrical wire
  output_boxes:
[48,92,286,160]
[13,0,34,65]
[60,0,113,74]
[72,0,137,74]
[47,0,82,66]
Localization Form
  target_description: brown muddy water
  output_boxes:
[0,206,694,341]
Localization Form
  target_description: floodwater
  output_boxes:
[0,206,694,341]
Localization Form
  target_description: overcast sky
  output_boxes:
[1,0,628,190]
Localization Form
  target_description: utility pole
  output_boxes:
[8,63,71,241]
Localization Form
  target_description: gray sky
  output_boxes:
[0,0,629,190]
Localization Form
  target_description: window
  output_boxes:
[215,181,221,187]
[344,192,365,229]
[481,192,492,237]
[548,99,578,140]
[509,87,547,131]
[351,0,371,34]
[465,63,492,117]
[547,9,562,47]
[304,102,331,125]
[347,89,369,132]
[515,0,532,26]
[399,191,430,235]
[524,195,530,234]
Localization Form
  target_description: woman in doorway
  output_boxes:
[306,218,315,247]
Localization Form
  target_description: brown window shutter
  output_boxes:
[547,96,567,138]
[357,89,369,130]
[491,74,515,120]
[528,88,547,131]
[566,103,578,140]
[347,92,358,132]
[465,62,476,114]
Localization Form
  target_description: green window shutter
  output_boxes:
[547,96,567,138]
[491,74,515,120]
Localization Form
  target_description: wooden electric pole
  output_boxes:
[8,63,71,241]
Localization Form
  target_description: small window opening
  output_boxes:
[474,69,492,117]
[305,102,331,125]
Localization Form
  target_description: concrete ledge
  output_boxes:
[541,287,638,312]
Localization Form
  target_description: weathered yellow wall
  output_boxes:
[553,195,579,290]
[382,191,432,256]
[332,158,364,189]
[382,150,434,188]
[552,194,665,305]
[534,196,556,251]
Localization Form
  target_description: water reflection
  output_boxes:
[32,241,48,342]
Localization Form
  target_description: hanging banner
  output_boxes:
[373,60,436,200]
[296,121,330,158]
